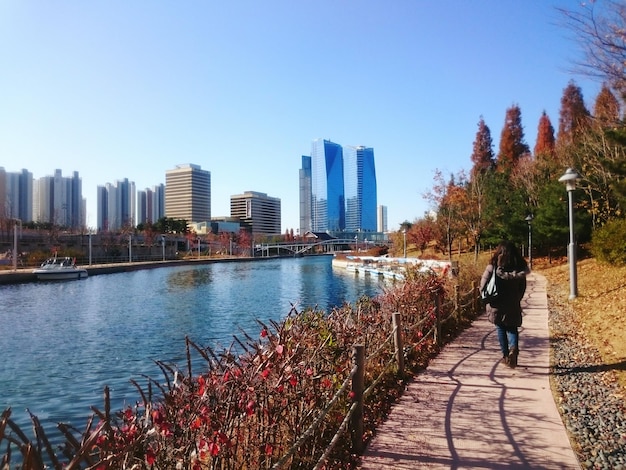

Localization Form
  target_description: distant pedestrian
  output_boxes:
[480,240,530,367]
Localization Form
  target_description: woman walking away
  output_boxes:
[480,240,530,368]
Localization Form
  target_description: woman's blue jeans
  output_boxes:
[496,323,519,357]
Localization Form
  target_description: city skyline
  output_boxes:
[302,139,378,234]
[1,2,601,231]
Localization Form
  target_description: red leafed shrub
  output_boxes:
[1,267,476,469]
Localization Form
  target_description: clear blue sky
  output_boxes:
[0,1,600,232]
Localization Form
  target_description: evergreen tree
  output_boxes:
[497,105,530,174]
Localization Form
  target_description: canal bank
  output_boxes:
[0,255,316,285]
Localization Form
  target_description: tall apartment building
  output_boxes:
[137,184,165,225]
[377,205,388,233]
[300,139,377,234]
[165,164,211,223]
[0,167,33,222]
[344,146,377,232]
[33,169,84,228]
[230,191,281,235]
[96,178,136,231]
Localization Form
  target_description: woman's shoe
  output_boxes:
[500,356,509,366]
[508,347,518,368]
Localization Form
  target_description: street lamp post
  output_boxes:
[128,235,132,263]
[402,229,407,258]
[525,214,534,270]
[161,235,166,261]
[197,237,201,259]
[12,219,22,272]
[89,231,93,265]
[558,168,582,300]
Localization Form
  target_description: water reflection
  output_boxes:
[0,256,384,436]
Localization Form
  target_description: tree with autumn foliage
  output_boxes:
[466,119,497,259]
[533,111,558,179]
[594,83,621,126]
[425,170,468,260]
[406,215,439,256]
[556,81,590,155]
[470,117,495,177]
[496,105,530,174]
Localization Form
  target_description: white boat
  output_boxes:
[33,257,88,281]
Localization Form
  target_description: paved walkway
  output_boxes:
[359,273,581,470]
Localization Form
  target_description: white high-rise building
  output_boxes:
[377,205,388,233]
[137,184,165,225]
[32,169,83,228]
[96,178,136,231]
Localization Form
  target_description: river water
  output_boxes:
[0,255,385,435]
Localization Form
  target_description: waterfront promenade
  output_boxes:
[0,256,259,285]
[359,272,581,469]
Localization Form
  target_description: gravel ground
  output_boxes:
[549,294,626,469]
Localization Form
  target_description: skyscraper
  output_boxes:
[311,139,345,232]
[344,146,377,232]
[231,191,281,235]
[165,164,211,223]
[301,139,377,234]
[299,156,312,235]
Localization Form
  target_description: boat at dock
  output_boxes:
[33,257,88,281]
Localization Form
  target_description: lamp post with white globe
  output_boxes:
[558,168,582,300]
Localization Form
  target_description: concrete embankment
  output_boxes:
[0,256,273,285]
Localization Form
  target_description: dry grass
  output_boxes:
[536,256,626,389]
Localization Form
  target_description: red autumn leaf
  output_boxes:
[146,448,156,465]
[197,376,206,396]
[208,442,220,457]
[275,344,284,355]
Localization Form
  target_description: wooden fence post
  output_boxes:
[392,312,404,375]
[351,344,365,454]
[434,294,442,346]
[472,281,478,314]
[454,284,460,321]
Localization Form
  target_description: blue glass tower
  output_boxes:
[311,139,345,232]
[344,146,377,231]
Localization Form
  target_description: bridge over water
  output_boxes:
[254,239,390,257]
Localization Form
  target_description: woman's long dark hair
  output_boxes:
[490,240,528,271]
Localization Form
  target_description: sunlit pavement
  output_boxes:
[359,273,580,470]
